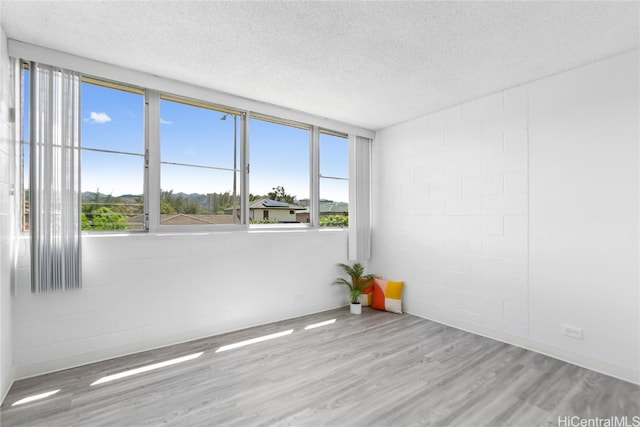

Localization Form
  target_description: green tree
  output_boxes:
[181,199,203,214]
[160,202,177,214]
[160,190,205,214]
[82,207,128,230]
[209,191,238,214]
[160,190,177,214]
[268,186,295,203]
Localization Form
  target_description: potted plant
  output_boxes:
[334,262,377,314]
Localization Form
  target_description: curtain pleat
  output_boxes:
[30,62,82,293]
[348,135,372,261]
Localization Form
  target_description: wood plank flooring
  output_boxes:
[1,308,638,426]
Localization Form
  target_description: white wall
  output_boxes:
[528,52,639,381]
[251,209,298,223]
[12,230,348,378]
[0,26,15,401]
[371,50,639,383]
[371,78,530,336]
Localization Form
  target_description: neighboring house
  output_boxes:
[320,200,348,216]
[296,200,348,223]
[247,198,306,223]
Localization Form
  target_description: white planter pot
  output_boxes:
[350,303,362,314]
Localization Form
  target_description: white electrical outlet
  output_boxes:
[562,324,583,340]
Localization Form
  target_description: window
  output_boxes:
[160,97,240,226]
[81,80,144,231]
[21,71,145,232]
[249,117,310,224]
[319,131,349,227]
[21,66,30,231]
[17,57,361,234]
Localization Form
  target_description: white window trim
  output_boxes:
[9,40,374,138]
[146,90,160,232]
[12,39,375,236]
[310,126,320,227]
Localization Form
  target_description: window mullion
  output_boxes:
[310,126,320,227]
[240,111,249,225]
[145,89,161,232]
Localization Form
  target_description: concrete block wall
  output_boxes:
[0,27,14,400]
[12,230,349,378]
[371,50,639,383]
[372,84,530,337]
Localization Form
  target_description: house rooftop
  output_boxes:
[249,199,306,211]
[128,214,236,227]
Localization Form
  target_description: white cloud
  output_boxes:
[160,118,172,125]
[86,112,111,124]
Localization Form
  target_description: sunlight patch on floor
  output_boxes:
[12,389,61,406]
[215,329,294,353]
[91,352,203,386]
[304,319,336,330]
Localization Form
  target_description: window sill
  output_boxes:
[72,225,348,238]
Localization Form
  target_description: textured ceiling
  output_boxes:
[1,1,638,130]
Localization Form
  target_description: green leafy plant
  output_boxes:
[334,262,377,304]
[81,207,128,230]
[320,215,348,228]
[249,218,278,224]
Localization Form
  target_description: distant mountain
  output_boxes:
[83,191,211,209]
[82,191,141,201]
[83,191,206,200]
[174,192,207,204]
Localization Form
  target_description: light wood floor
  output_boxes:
[1,308,638,426]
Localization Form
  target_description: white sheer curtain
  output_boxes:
[30,62,82,293]
[348,135,372,261]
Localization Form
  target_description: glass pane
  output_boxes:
[320,178,349,228]
[81,82,144,231]
[319,132,348,227]
[160,99,240,225]
[320,132,348,179]
[249,118,309,224]
[81,151,144,231]
[160,99,237,169]
[23,68,30,142]
[160,164,238,225]
[82,83,143,153]
[22,142,30,231]
[22,68,30,231]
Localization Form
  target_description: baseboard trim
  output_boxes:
[12,303,345,381]
[1,372,14,406]
[406,307,639,385]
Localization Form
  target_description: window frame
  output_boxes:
[15,53,364,235]
[247,112,313,229]
[155,94,245,231]
[79,76,146,233]
[318,129,349,229]
[19,61,28,232]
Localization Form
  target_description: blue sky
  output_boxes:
[24,74,349,203]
